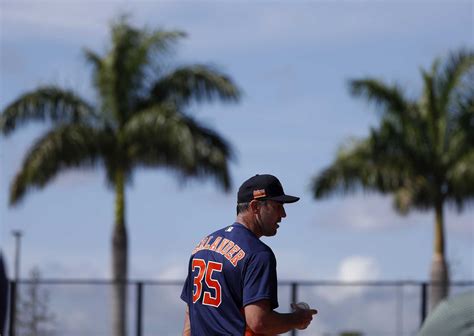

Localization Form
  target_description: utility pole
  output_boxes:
[10,230,23,336]
[12,230,23,281]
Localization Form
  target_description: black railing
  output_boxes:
[6,279,474,336]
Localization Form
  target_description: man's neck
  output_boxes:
[235,214,261,238]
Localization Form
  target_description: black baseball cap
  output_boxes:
[237,174,300,204]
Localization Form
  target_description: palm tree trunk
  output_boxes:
[112,169,128,336]
[429,199,449,311]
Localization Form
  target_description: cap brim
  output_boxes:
[267,195,300,203]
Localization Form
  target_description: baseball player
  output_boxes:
[181,174,317,335]
[0,252,7,335]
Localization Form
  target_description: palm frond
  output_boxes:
[312,139,402,198]
[393,174,438,213]
[445,97,473,170]
[0,87,95,135]
[10,124,112,205]
[150,65,241,107]
[420,69,445,154]
[138,29,186,58]
[110,21,140,123]
[457,89,474,145]
[123,104,233,190]
[83,48,103,72]
[437,49,474,112]
[446,149,474,210]
[393,187,415,214]
[125,29,186,86]
[99,19,187,124]
[83,48,107,99]
[349,79,412,117]
[120,29,186,111]
[318,49,474,216]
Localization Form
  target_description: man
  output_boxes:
[181,174,317,335]
[417,290,474,336]
[0,251,8,335]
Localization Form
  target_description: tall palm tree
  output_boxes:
[0,17,240,336]
[311,49,474,310]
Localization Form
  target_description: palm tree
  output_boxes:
[0,17,240,336]
[311,49,474,310]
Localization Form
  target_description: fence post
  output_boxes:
[136,282,143,336]
[291,282,298,336]
[420,282,427,327]
[8,280,16,336]
[396,284,403,336]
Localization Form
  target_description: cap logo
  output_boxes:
[253,189,266,199]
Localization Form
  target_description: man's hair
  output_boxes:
[236,200,266,215]
[236,202,250,215]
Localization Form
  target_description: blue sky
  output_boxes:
[1,0,473,289]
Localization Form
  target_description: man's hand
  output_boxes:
[182,305,191,336]
[290,303,318,330]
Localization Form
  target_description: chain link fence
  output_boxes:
[5,279,474,336]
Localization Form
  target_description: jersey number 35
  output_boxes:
[192,258,223,307]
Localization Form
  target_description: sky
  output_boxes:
[0,1,473,334]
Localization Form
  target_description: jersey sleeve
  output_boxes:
[180,260,191,304]
[242,251,279,309]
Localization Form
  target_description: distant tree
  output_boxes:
[17,268,56,336]
[311,49,474,309]
[0,16,240,336]
[340,332,363,336]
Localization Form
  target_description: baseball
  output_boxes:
[295,302,310,310]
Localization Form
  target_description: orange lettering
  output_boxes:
[204,236,213,250]
[216,239,230,254]
[209,237,222,251]
[220,241,235,255]
[230,250,246,267]
[193,236,209,254]
[225,244,241,261]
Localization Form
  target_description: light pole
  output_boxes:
[11,230,23,336]
[12,230,23,281]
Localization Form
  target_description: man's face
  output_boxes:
[255,200,287,237]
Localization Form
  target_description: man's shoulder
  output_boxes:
[231,231,274,260]
[247,241,274,259]
[191,223,274,259]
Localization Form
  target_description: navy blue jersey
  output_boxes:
[181,222,279,336]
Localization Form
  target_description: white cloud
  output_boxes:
[313,194,418,230]
[312,193,474,237]
[338,255,380,282]
[315,255,380,304]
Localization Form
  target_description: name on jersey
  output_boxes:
[192,236,246,267]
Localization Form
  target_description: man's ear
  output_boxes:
[249,200,260,214]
